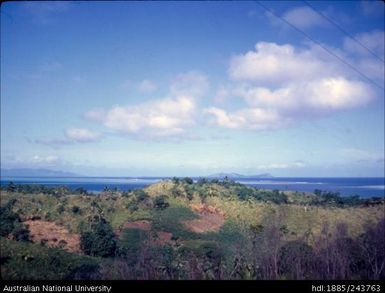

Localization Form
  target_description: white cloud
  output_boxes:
[204,107,289,130]
[239,77,373,113]
[86,95,196,138]
[170,71,209,97]
[30,155,60,165]
[229,42,343,85]
[138,79,157,93]
[282,6,328,30]
[208,41,376,130]
[65,128,102,142]
[84,71,208,140]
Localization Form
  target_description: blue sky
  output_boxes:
[1,1,384,177]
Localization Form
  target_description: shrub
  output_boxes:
[0,205,18,237]
[153,196,170,210]
[134,190,149,202]
[182,177,193,185]
[80,217,117,257]
[71,206,81,214]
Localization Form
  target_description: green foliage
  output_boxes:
[134,190,150,202]
[153,195,170,210]
[0,238,99,280]
[80,217,117,257]
[0,204,19,237]
[311,190,373,207]
[182,177,193,185]
[197,178,209,185]
[71,206,81,214]
[0,201,29,241]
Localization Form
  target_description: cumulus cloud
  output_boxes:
[65,128,102,143]
[170,71,209,97]
[238,78,373,113]
[138,79,157,93]
[204,107,290,130]
[85,95,196,138]
[228,42,343,85]
[207,41,376,130]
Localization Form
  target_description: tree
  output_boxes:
[80,217,116,257]
[153,195,170,210]
[182,177,193,185]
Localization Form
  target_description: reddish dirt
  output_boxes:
[24,220,81,253]
[115,220,152,237]
[183,204,225,233]
[116,220,174,245]
[122,220,152,231]
[153,231,174,245]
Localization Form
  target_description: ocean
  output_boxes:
[0,176,384,198]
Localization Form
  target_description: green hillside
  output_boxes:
[1,179,384,280]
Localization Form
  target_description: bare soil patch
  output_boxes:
[116,220,174,245]
[153,231,174,245]
[184,204,225,233]
[24,220,81,253]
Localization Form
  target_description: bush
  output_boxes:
[0,205,19,237]
[153,196,170,210]
[80,217,117,257]
[134,190,149,202]
[182,177,193,185]
[71,206,81,214]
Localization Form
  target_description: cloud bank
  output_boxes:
[206,41,375,130]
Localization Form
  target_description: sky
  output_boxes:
[1,0,384,177]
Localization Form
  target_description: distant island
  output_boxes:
[207,172,274,179]
[1,168,80,177]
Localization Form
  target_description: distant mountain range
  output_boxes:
[1,168,80,177]
[207,172,274,178]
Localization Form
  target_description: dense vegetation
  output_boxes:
[1,179,384,280]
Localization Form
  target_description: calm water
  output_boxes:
[1,176,384,198]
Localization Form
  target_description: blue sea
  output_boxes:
[0,176,384,198]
